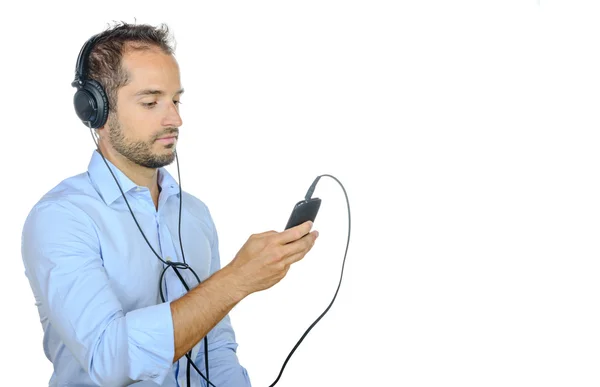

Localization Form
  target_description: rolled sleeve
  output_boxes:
[21,201,175,386]
[126,301,175,383]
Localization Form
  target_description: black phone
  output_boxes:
[285,197,322,230]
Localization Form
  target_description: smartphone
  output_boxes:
[285,197,322,230]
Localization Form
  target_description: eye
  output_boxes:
[142,102,157,108]
[173,100,182,106]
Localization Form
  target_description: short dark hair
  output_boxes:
[86,21,176,113]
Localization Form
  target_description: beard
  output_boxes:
[107,113,177,169]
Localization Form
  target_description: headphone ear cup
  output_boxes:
[73,79,109,129]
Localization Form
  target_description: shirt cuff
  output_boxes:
[126,301,175,384]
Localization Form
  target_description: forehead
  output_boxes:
[121,46,181,91]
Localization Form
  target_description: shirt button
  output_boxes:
[166,256,172,262]
[136,187,142,192]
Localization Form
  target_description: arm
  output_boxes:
[21,202,175,386]
[170,200,247,363]
[170,266,245,362]
[174,205,318,385]
[23,198,315,386]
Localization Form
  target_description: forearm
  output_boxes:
[171,265,247,362]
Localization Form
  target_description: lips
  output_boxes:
[156,136,177,144]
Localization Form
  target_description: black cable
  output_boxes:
[88,125,211,387]
[175,153,210,386]
[185,352,218,387]
[268,174,351,387]
[90,126,351,386]
[175,154,210,385]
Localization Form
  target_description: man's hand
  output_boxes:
[171,220,318,362]
[226,220,319,297]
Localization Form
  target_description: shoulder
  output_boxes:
[22,172,99,234]
[180,190,210,217]
[182,191,213,223]
[179,190,218,235]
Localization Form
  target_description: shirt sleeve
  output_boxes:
[21,201,175,386]
[194,206,252,386]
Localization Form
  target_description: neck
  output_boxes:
[97,143,161,203]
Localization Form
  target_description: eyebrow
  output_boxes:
[134,88,185,97]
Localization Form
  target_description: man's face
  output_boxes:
[104,45,183,169]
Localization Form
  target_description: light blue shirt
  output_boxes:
[21,149,252,387]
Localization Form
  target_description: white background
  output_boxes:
[2,0,600,386]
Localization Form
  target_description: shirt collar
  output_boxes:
[87,149,180,206]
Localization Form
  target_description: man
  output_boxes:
[21,22,318,386]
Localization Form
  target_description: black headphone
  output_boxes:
[71,34,109,129]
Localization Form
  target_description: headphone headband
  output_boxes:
[72,34,100,87]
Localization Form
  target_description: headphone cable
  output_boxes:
[88,125,213,387]
[89,127,351,386]
[268,174,351,386]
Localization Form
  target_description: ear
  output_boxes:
[97,112,113,133]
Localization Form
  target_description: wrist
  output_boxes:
[210,265,249,304]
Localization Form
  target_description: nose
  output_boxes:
[163,102,183,128]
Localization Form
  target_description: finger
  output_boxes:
[282,247,311,266]
[277,221,313,245]
[280,231,313,258]
[252,230,278,239]
[281,231,318,265]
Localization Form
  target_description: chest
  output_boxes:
[92,204,214,313]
